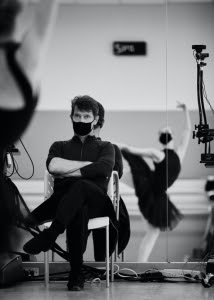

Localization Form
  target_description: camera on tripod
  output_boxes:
[192,44,214,167]
[192,45,209,61]
[192,44,206,53]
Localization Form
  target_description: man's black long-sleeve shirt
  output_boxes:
[46,135,115,192]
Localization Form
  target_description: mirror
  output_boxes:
[11,1,214,264]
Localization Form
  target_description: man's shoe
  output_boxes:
[67,272,84,291]
[23,228,58,255]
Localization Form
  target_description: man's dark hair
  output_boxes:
[70,95,99,118]
[159,132,173,145]
[94,102,105,129]
[0,0,22,37]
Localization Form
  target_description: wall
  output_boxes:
[12,2,214,179]
[18,3,214,111]
[37,4,167,111]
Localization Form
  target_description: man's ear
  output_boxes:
[94,115,99,125]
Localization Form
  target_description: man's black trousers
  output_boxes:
[29,179,117,274]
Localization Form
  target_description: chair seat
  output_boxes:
[88,217,109,230]
[44,221,52,228]
[44,217,109,230]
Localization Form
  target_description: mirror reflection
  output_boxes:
[117,101,190,262]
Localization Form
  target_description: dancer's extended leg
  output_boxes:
[137,219,160,262]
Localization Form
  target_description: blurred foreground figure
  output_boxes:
[0,0,59,253]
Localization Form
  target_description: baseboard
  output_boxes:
[22,261,206,278]
[14,179,209,215]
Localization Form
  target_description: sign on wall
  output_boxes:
[113,41,147,56]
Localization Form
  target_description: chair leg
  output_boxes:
[110,234,114,282]
[106,224,109,288]
[52,250,55,262]
[111,252,114,282]
[44,251,49,287]
[114,244,118,262]
[122,251,125,262]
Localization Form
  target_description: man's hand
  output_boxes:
[62,169,82,177]
[48,158,92,176]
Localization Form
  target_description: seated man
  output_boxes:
[23,96,118,291]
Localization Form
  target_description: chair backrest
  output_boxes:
[44,170,120,220]
[107,171,120,221]
[44,170,54,200]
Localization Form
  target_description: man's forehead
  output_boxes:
[74,107,93,115]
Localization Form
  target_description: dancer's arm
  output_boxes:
[16,0,59,87]
[116,143,164,163]
[176,102,191,163]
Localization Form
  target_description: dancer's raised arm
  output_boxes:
[176,102,191,163]
[116,142,164,163]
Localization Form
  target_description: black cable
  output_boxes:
[4,139,34,180]
[12,155,19,174]
[202,80,214,115]
[11,138,35,180]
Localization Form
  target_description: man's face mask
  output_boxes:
[72,120,94,136]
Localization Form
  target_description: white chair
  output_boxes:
[43,170,120,287]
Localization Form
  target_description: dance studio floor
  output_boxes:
[0,280,213,300]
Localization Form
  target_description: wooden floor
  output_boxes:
[0,280,214,300]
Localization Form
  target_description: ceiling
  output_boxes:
[58,0,213,4]
[30,0,214,4]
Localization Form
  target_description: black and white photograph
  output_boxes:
[0,0,214,299]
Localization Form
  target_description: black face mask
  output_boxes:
[159,132,173,145]
[72,120,94,136]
